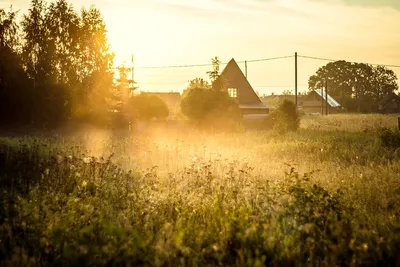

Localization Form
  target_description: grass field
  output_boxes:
[1,114,400,266]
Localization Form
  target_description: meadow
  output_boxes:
[1,114,400,266]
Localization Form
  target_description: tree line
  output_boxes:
[0,0,121,129]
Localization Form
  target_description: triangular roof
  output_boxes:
[313,89,341,107]
[218,58,268,109]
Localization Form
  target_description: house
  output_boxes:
[379,93,400,114]
[145,92,181,120]
[299,89,341,114]
[217,58,269,118]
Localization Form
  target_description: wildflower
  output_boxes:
[82,180,87,187]
[362,243,368,251]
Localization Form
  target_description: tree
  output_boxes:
[21,0,52,84]
[182,78,210,99]
[0,8,19,49]
[180,86,241,128]
[309,61,354,100]
[46,0,80,84]
[78,5,114,94]
[0,1,117,128]
[371,65,398,99]
[282,90,293,95]
[188,77,210,90]
[207,56,227,91]
[207,56,221,82]
[309,61,398,112]
[129,93,169,121]
[19,0,115,126]
[0,8,34,125]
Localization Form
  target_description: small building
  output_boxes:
[300,89,341,114]
[145,92,181,120]
[217,58,269,117]
[379,93,400,114]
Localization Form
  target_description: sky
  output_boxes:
[1,0,400,95]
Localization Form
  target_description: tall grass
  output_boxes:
[1,114,400,266]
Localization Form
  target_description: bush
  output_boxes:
[379,127,400,149]
[264,100,300,133]
[180,87,241,129]
[129,93,169,121]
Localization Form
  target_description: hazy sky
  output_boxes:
[2,0,400,95]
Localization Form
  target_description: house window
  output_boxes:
[228,88,238,98]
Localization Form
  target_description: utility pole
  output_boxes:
[245,60,248,79]
[131,54,135,94]
[321,87,324,115]
[295,52,298,107]
[325,80,328,116]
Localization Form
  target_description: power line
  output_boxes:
[297,55,336,62]
[113,55,293,70]
[135,63,214,70]
[298,54,400,68]
[254,84,307,88]
[113,54,399,70]
[238,55,294,64]
[136,82,307,88]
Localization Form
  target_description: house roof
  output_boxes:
[218,58,269,109]
[312,89,341,107]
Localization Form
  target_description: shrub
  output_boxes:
[379,127,400,149]
[264,100,300,133]
[180,87,241,129]
[129,93,169,121]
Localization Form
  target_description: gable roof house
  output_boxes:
[216,59,269,118]
[378,93,400,114]
[299,89,342,114]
